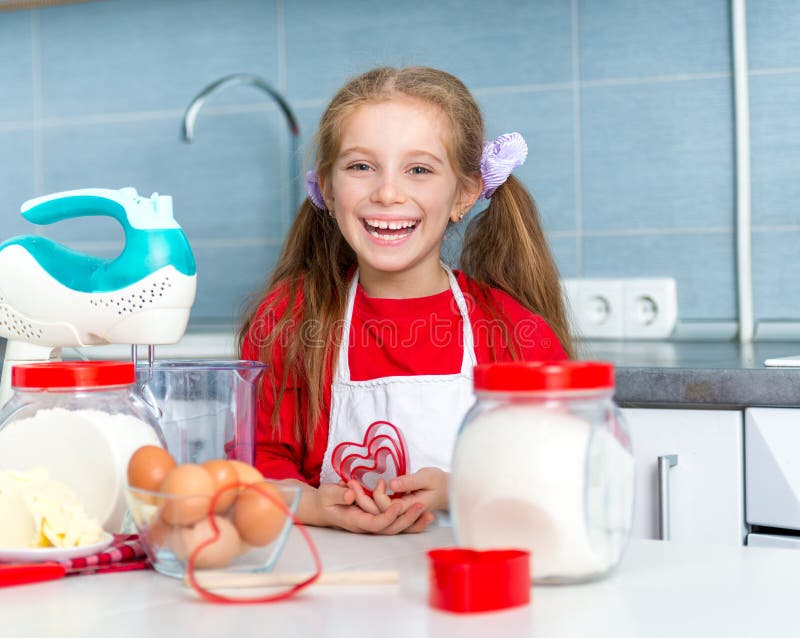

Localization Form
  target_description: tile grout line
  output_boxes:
[276,0,290,231]
[548,226,737,238]
[749,66,800,77]
[579,71,731,88]
[584,226,734,237]
[276,0,286,94]
[751,225,800,233]
[571,0,582,276]
[472,82,574,97]
[0,121,34,132]
[31,9,43,196]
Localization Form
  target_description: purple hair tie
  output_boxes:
[480,132,528,199]
[305,170,326,210]
[304,132,527,207]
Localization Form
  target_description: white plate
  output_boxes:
[0,533,113,563]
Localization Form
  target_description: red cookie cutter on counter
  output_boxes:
[428,548,531,613]
[332,421,408,497]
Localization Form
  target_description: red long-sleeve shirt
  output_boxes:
[241,271,567,485]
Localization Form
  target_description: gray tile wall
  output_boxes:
[0,0,797,327]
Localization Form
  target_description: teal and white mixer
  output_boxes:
[0,187,197,406]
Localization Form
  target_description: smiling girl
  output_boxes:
[239,66,571,534]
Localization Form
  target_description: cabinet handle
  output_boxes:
[657,454,679,541]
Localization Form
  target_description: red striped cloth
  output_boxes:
[60,534,150,575]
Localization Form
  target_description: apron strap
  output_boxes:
[334,270,360,383]
[443,265,478,375]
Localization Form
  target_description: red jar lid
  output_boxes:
[12,361,136,389]
[473,361,614,392]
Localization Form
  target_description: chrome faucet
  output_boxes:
[181,73,302,213]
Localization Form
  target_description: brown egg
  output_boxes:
[228,460,264,488]
[201,459,238,513]
[127,445,176,492]
[176,515,241,569]
[159,464,215,526]
[233,482,286,547]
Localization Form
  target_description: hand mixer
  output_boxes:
[0,187,197,407]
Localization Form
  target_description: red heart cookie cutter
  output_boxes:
[332,421,409,497]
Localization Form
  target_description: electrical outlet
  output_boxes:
[562,278,624,339]
[622,277,678,339]
[562,277,678,340]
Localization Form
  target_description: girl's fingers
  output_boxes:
[347,480,381,515]
[405,511,436,534]
[390,470,427,494]
[372,479,395,512]
[357,502,405,533]
[380,502,427,535]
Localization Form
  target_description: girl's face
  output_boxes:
[324,97,480,294]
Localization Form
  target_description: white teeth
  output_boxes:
[364,219,418,230]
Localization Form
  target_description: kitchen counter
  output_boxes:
[581,340,800,408]
[3,525,800,637]
[4,335,800,408]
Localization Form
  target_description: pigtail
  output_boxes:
[460,175,574,359]
[238,198,356,438]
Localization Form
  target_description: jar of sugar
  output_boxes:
[0,361,165,533]
[450,361,634,584]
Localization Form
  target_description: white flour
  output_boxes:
[450,405,634,582]
[0,407,161,531]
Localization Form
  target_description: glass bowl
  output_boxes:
[125,480,301,579]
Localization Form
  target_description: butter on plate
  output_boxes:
[0,468,104,549]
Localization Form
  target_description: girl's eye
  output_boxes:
[410,166,431,175]
[348,163,371,172]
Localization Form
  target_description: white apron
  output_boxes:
[319,266,478,485]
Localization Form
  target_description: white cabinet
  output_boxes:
[622,408,744,545]
[745,407,800,530]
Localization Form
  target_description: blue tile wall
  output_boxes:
[578,0,730,80]
[0,0,797,328]
[581,78,734,232]
[548,235,579,279]
[0,11,33,121]
[40,112,286,244]
[748,0,800,323]
[38,0,279,117]
[746,0,800,70]
[191,243,282,325]
[748,73,800,228]
[583,232,737,320]
[284,0,573,102]
[0,130,36,238]
[753,230,800,320]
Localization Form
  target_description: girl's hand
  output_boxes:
[310,481,431,534]
[385,467,450,513]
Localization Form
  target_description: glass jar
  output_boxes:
[0,361,165,533]
[450,361,634,584]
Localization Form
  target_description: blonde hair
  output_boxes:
[239,66,573,439]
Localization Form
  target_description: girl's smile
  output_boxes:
[361,216,419,243]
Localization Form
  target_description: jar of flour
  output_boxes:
[0,361,165,532]
[450,361,634,584]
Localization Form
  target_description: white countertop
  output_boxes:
[4,525,800,637]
